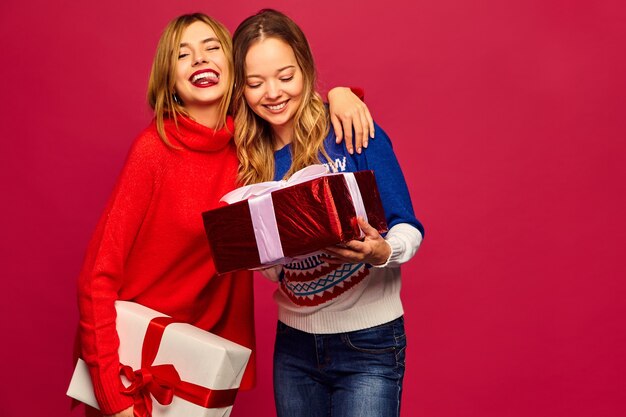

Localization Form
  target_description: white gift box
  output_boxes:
[67,301,251,417]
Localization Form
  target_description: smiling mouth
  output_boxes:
[189,70,219,87]
[264,101,288,112]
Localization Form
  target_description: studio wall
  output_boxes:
[1,1,624,416]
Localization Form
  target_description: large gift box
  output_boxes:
[67,301,251,417]
[202,165,388,274]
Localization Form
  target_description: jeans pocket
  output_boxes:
[394,334,407,368]
[341,321,400,354]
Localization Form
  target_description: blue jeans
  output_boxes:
[273,317,406,417]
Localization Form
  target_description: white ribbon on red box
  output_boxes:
[220,165,368,265]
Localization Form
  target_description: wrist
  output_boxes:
[326,86,349,100]
[372,240,392,267]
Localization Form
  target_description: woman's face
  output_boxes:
[175,21,229,113]
[243,37,304,137]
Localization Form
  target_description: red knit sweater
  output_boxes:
[77,115,255,415]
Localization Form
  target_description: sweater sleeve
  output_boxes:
[374,223,423,268]
[355,123,424,236]
[76,132,159,414]
[349,123,425,268]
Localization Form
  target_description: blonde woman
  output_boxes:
[232,9,424,417]
[76,13,371,417]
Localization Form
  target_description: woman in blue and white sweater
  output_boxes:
[232,9,424,417]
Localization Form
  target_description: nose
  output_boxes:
[265,80,282,99]
[192,51,208,66]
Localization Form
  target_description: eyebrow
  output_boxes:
[179,37,220,48]
[246,65,296,79]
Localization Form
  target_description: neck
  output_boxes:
[185,104,222,131]
[272,122,294,151]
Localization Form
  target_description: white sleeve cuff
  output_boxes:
[374,223,423,269]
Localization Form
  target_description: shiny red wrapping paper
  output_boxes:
[202,171,388,274]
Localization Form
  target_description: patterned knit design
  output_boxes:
[272,122,422,334]
[281,253,370,306]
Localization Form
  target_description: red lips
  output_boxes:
[189,69,219,87]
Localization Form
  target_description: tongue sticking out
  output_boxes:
[192,77,217,87]
[190,71,219,87]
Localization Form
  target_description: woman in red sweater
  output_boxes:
[76,13,372,417]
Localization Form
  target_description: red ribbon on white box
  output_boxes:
[220,165,368,265]
[121,316,239,417]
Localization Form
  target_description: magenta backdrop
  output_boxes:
[1,1,625,416]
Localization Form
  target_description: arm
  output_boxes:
[324,123,424,266]
[357,123,424,234]
[375,223,423,268]
[77,134,156,414]
[327,87,374,155]
[322,218,423,267]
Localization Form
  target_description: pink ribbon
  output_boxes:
[220,165,330,203]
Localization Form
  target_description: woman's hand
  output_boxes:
[105,406,133,417]
[321,217,391,265]
[327,87,374,154]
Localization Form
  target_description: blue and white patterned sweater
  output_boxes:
[272,122,424,334]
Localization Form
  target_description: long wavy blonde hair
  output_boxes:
[147,13,234,147]
[232,9,331,185]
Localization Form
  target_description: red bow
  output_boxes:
[120,363,180,417]
[119,316,239,417]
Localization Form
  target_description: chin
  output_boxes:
[266,114,291,126]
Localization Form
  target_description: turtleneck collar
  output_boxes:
[162,114,234,152]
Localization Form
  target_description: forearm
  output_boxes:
[77,136,155,413]
[77,243,132,414]
[375,223,423,268]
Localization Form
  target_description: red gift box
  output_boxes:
[202,166,388,274]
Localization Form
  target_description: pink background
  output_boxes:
[1,0,625,416]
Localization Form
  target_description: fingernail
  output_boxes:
[364,141,368,148]
[357,147,362,154]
